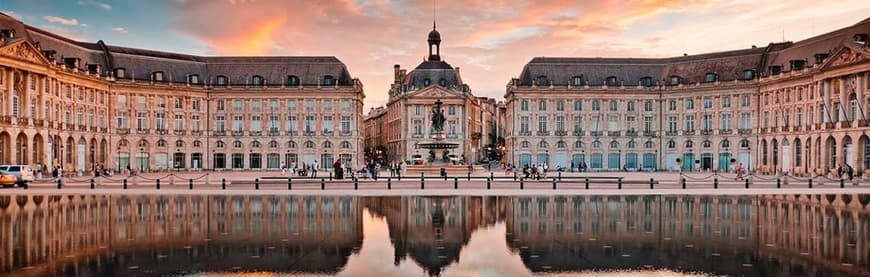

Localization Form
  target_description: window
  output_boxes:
[609,101,617,111]
[592,100,600,111]
[556,116,565,132]
[448,106,456,115]
[341,141,351,149]
[305,115,315,133]
[519,116,529,133]
[685,115,695,132]
[605,76,618,86]
[741,95,751,107]
[538,100,547,111]
[215,75,228,86]
[704,73,718,83]
[323,75,335,86]
[287,75,300,86]
[438,78,447,87]
[520,100,529,111]
[323,141,333,148]
[609,141,619,148]
[324,100,333,112]
[668,140,676,149]
[720,113,732,129]
[703,98,712,109]
[556,100,565,111]
[644,101,653,111]
[234,140,243,148]
[216,141,225,148]
[423,79,431,86]
[574,101,582,111]
[557,141,566,148]
[287,116,297,132]
[252,75,264,87]
[721,140,730,148]
[216,100,225,111]
[685,99,694,110]
[341,116,351,133]
[669,76,681,86]
[521,141,530,148]
[668,100,677,111]
[114,68,126,78]
[539,141,549,148]
[288,141,297,148]
[188,74,200,84]
[176,140,184,147]
[641,77,653,87]
[157,139,167,147]
[572,76,583,86]
[536,75,549,85]
[721,96,731,108]
[742,70,755,80]
[685,140,693,148]
[152,71,164,81]
[538,116,548,133]
[627,101,635,112]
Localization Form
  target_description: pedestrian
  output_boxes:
[401,160,407,177]
[523,164,530,178]
[846,163,854,181]
[536,164,544,180]
[735,162,745,181]
[281,161,286,175]
[334,159,343,180]
[290,161,296,176]
[312,160,319,178]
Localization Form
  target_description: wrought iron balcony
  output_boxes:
[174,129,186,135]
[573,131,585,136]
[665,131,678,136]
[518,131,532,136]
[136,129,150,135]
[214,130,226,136]
[555,130,568,136]
[643,131,656,137]
[738,129,752,135]
[718,129,732,135]
[117,128,130,135]
[536,131,550,136]
[231,130,244,136]
[250,131,262,136]
[700,129,713,136]
[590,131,602,137]
[608,131,621,136]
[191,130,203,136]
[286,131,298,136]
[626,130,638,137]
[268,130,280,136]
[683,130,695,135]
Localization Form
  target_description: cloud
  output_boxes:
[1,10,22,20]
[43,15,79,26]
[167,0,870,109]
[39,25,87,41]
[111,27,129,35]
[77,0,112,10]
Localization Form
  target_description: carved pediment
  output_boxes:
[0,39,51,66]
[409,86,463,99]
[820,45,869,70]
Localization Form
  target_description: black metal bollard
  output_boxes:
[354,178,358,190]
[714,178,718,189]
[90,178,95,189]
[840,179,845,188]
[467,172,471,181]
[222,178,226,190]
[618,178,622,190]
[808,179,813,189]
[744,178,749,189]
[558,172,562,181]
[454,177,458,189]
[552,178,556,190]
[321,178,325,190]
[421,176,425,190]
[650,178,654,190]
[329,172,333,181]
[189,179,194,190]
[288,178,292,190]
[156,179,161,190]
[520,178,524,190]
[57,178,62,189]
[776,178,781,189]
[387,178,392,190]
[585,177,589,190]
[123,178,128,189]
[513,171,517,181]
[488,178,492,190]
[255,178,260,190]
[681,178,686,189]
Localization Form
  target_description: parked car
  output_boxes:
[0,165,35,186]
[0,170,17,187]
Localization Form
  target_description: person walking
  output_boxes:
[312,161,319,178]
[334,159,343,180]
[281,161,286,175]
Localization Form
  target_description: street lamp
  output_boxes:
[116,146,121,171]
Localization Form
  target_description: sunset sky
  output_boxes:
[2,0,868,109]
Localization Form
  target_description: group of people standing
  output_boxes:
[280,161,319,178]
[521,163,549,180]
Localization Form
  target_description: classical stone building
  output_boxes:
[505,18,870,174]
[364,24,496,165]
[0,13,364,173]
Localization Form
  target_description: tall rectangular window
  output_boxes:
[720,113,731,129]
[174,114,184,131]
[233,115,243,131]
[556,116,565,131]
[684,115,695,132]
[323,116,333,133]
[538,116,548,132]
[740,113,750,129]
[644,116,653,132]
[192,115,201,131]
[287,116,297,132]
[341,116,351,133]
[251,115,262,132]
[305,115,315,133]
[215,115,225,131]
[269,115,279,131]
[520,116,529,133]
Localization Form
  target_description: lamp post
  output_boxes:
[116,146,121,172]
[22,143,27,165]
[747,146,752,176]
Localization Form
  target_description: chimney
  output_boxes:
[393,64,401,83]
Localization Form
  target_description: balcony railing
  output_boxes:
[537,131,550,136]
[340,131,352,137]
[323,130,334,136]
[232,130,244,136]
[643,131,656,137]
[518,131,532,136]
[555,130,568,136]
[174,130,186,135]
[156,129,168,135]
[412,134,424,138]
[573,131,585,136]
[286,131,298,136]
[268,130,280,136]
[665,131,678,136]
[34,119,44,127]
[136,129,150,135]
[700,129,713,136]
[738,129,752,135]
[590,131,602,137]
[0,116,11,124]
[718,129,732,135]
[626,130,638,137]
[191,130,203,136]
[608,131,621,136]
[683,130,695,135]
[250,131,262,136]
[117,128,130,135]
[214,130,226,136]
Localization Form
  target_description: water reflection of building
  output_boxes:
[0,194,362,275]
[502,194,869,276]
[365,196,492,276]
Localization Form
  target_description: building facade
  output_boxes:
[505,18,869,174]
[0,13,365,173]
[363,24,495,165]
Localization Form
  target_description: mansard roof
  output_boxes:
[766,18,870,72]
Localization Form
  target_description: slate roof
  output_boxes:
[0,12,355,86]
[766,18,870,71]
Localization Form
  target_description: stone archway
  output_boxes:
[0,131,10,164]
[781,138,791,174]
[825,136,836,171]
[843,135,854,167]
[15,132,28,165]
[32,133,44,165]
[100,139,108,165]
[860,135,870,172]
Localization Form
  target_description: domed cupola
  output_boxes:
[427,21,441,61]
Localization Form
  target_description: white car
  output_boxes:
[0,165,35,185]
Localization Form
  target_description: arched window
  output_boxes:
[605,76,618,86]
[627,141,636,148]
[742,70,755,80]
[740,139,750,148]
[288,141,297,148]
[640,77,654,87]
[175,140,184,147]
[157,139,166,147]
[557,141,566,149]
[575,141,583,148]
[520,141,530,148]
[609,141,619,148]
[667,140,676,149]
[251,75,264,87]
[592,141,602,148]
[193,140,201,147]
[685,140,693,148]
[215,75,228,87]
[188,74,200,84]
[251,141,261,148]
[341,141,351,149]
[536,75,549,85]
[119,139,129,147]
[669,75,681,86]
[438,78,447,87]
[721,140,730,148]
[423,78,431,86]
[702,140,712,148]
[323,75,335,86]
[323,141,332,148]
[269,140,278,148]
[152,71,164,82]
[304,141,315,148]
[287,75,300,86]
[645,141,654,148]
[216,141,225,148]
[234,140,242,148]
[704,72,718,83]
[572,76,584,86]
[538,141,549,148]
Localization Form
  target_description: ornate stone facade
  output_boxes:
[0,13,364,173]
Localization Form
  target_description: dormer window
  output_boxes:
[814,53,829,64]
[769,65,782,75]
[742,70,755,80]
[188,74,200,84]
[535,75,549,86]
[640,77,653,87]
[251,75,264,87]
[704,73,718,83]
[438,78,447,87]
[287,75,300,86]
[423,78,431,87]
[322,75,335,86]
[215,75,228,87]
[152,71,164,82]
[114,68,126,79]
[87,64,101,75]
[605,76,618,86]
[669,76,681,86]
[572,76,584,86]
[789,60,806,71]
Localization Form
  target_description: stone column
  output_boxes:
[857,73,866,120]
[823,80,832,123]
[5,69,13,117]
[839,76,849,121]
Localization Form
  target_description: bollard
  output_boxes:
[714,178,718,189]
[467,172,471,181]
[558,172,562,181]
[552,178,556,190]
[513,172,517,181]
[329,172,333,181]
[585,178,590,190]
[90,178,95,189]
[808,179,813,189]
[520,178,524,190]
[22,181,27,189]
[421,176,425,190]
[454,177,458,189]
[156,179,161,190]
[491,172,494,181]
[650,178,654,190]
[388,178,392,190]
[776,178,781,189]
[681,178,686,189]
[288,178,292,190]
[488,178,492,190]
[123,179,128,189]
[321,178,325,190]
[354,177,359,190]
[222,178,226,190]
[57,178,62,189]
[189,179,194,190]
[255,178,260,190]
[840,179,845,188]
[618,178,622,190]
[744,178,749,189]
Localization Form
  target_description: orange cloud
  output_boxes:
[210,16,285,55]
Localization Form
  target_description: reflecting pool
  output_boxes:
[0,194,867,276]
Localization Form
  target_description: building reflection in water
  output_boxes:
[0,194,866,276]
